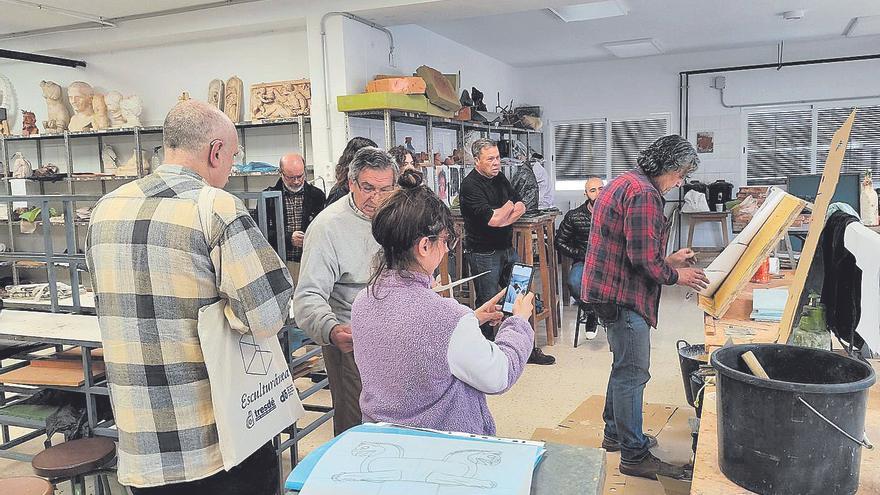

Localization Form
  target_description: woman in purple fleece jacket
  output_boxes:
[350,171,535,436]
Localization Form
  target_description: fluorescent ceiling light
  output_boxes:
[843,15,880,37]
[602,38,662,58]
[549,1,628,23]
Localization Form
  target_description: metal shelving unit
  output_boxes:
[0,117,311,291]
[343,109,544,190]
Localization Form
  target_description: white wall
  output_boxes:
[520,36,880,245]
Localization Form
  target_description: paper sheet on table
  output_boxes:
[433,271,490,293]
[845,223,880,352]
[699,188,787,297]
[299,431,538,495]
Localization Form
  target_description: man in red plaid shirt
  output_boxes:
[581,135,709,480]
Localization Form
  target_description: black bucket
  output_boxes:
[711,344,876,495]
[677,340,707,407]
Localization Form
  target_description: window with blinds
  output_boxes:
[553,121,606,180]
[817,105,880,177]
[610,118,669,177]
[553,116,668,181]
[746,109,812,185]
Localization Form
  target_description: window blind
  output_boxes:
[746,109,812,185]
[553,121,606,180]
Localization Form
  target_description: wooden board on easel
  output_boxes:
[776,110,857,343]
[698,192,806,318]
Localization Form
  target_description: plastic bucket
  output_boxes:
[711,344,875,495]
[676,340,707,407]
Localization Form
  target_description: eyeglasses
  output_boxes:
[282,171,305,181]
[428,233,459,251]
[355,180,396,195]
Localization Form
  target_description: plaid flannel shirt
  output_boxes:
[580,170,678,328]
[85,165,293,488]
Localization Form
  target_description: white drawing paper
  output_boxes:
[300,431,537,495]
[700,188,788,297]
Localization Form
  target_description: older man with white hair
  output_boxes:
[86,100,293,494]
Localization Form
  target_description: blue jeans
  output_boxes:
[568,261,584,299]
[601,306,652,463]
[466,247,518,340]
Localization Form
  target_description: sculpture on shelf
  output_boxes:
[12,152,32,178]
[104,91,142,128]
[119,94,142,127]
[115,148,150,177]
[101,144,118,172]
[40,80,70,133]
[67,81,95,132]
[223,75,243,122]
[92,94,111,130]
[249,79,311,120]
[208,79,224,110]
[1,74,18,132]
[21,110,38,136]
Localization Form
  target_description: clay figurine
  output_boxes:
[101,144,118,172]
[861,170,879,227]
[224,76,243,123]
[40,80,70,133]
[67,81,95,132]
[92,94,111,130]
[20,110,38,136]
[115,148,150,177]
[208,79,224,110]
[12,152,32,178]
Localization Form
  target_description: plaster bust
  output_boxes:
[67,81,95,131]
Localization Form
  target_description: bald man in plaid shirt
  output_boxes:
[86,101,293,494]
[581,135,708,481]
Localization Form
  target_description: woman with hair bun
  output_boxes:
[350,169,535,435]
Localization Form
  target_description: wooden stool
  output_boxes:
[0,476,54,495]
[32,437,116,495]
[682,211,731,251]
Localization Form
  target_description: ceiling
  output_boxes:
[410,0,880,66]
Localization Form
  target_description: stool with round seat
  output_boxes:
[32,437,116,495]
[0,476,54,495]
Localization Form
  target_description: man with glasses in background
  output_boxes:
[293,147,398,435]
[265,153,325,284]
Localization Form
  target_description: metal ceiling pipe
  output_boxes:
[0,0,115,27]
[320,11,395,162]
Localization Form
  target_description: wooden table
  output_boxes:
[691,366,880,494]
[683,211,731,251]
[444,212,560,346]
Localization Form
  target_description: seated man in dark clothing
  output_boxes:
[555,177,603,339]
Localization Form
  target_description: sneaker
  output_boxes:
[619,452,688,480]
[583,327,599,340]
[601,434,658,453]
[527,347,555,365]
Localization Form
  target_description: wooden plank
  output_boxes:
[0,361,105,387]
[0,310,101,346]
[778,110,857,343]
[698,193,805,318]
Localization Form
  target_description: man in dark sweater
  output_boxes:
[460,138,555,365]
[265,153,326,284]
[556,177,604,339]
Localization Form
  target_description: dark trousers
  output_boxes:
[322,343,363,436]
[129,442,278,495]
[466,248,518,340]
[600,306,652,463]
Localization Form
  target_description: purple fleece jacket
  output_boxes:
[350,271,533,435]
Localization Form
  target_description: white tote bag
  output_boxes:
[195,186,305,471]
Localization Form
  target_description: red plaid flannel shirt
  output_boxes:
[580,170,678,328]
